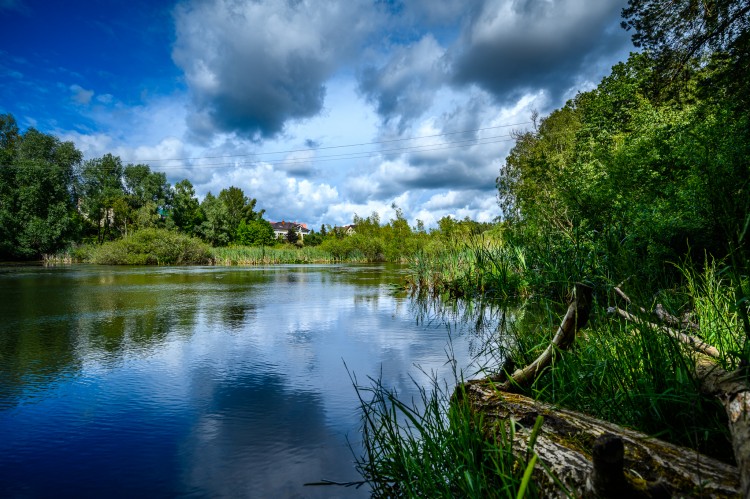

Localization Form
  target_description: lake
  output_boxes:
[0,264,495,497]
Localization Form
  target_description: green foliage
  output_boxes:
[83,228,212,265]
[353,372,543,498]
[0,122,82,259]
[316,210,433,262]
[171,179,203,235]
[497,50,750,291]
[235,219,275,246]
[217,186,262,232]
[285,227,299,245]
[303,229,324,246]
[196,192,231,246]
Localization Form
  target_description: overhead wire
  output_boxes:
[125,121,532,163]
[122,134,518,170]
[0,120,536,172]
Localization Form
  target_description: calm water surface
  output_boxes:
[0,264,493,497]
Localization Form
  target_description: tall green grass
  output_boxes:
[407,238,529,300]
[211,245,343,265]
[485,262,743,463]
[352,370,549,498]
[357,258,746,493]
[678,257,748,369]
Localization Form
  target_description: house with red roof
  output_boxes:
[270,221,310,240]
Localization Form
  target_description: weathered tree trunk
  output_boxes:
[694,357,750,498]
[610,292,750,497]
[456,383,741,497]
[486,283,593,391]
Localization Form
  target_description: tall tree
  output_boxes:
[171,179,203,235]
[78,153,125,243]
[0,121,82,258]
[196,192,231,246]
[123,164,170,209]
[0,114,21,257]
[122,164,171,231]
[217,186,263,241]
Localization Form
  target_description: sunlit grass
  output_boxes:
[406,237,529,300]
[351,369,546,498]
[211,245,341,264]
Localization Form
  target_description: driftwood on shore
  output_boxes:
[459,283,748,497]
[610,290,750,498]
[485,283,593,391]
[457,383,741,497]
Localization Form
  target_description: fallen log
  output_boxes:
[653,303,701,333]
[485,283,593,391]
[610,291,750,497]
[456,383,741,497]
[608,306,721,359]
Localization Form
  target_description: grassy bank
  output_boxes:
[354,248,747,495]
[47,228,213,265]
[353,372,549,498]
[45,229,346,266]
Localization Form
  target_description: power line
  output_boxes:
[123,121,532,163]
[0,118,550,172]
[133,134,517,170]
[0,134,518,171]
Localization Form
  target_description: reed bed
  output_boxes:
[211,245,353,265]
[407,238,529,300]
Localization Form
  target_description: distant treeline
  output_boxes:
[0,117,497,262]
[0,117,278,260]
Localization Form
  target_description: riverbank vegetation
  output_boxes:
[354,2,750,496]
[0,114,496,265]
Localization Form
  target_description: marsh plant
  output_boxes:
[351,368,549,498]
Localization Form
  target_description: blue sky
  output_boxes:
[0,0,634,228]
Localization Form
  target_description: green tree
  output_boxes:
[171,179,203,235]
[304,229,324,246]
[217,186,263,242]
[0,114,21,256]
[123,164,170,206]
[196,192,231,246]
[8,128,82,258]
[286,227,299,245]
[236,219,275,246]
[78,153,126,243]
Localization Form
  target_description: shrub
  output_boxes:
[85,228,213,265]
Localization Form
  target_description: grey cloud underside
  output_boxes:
[450,1,631,105]
[173,0,379,141]
[347,159,497,203]
[358,35,447,128]
[359,1,631,126]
